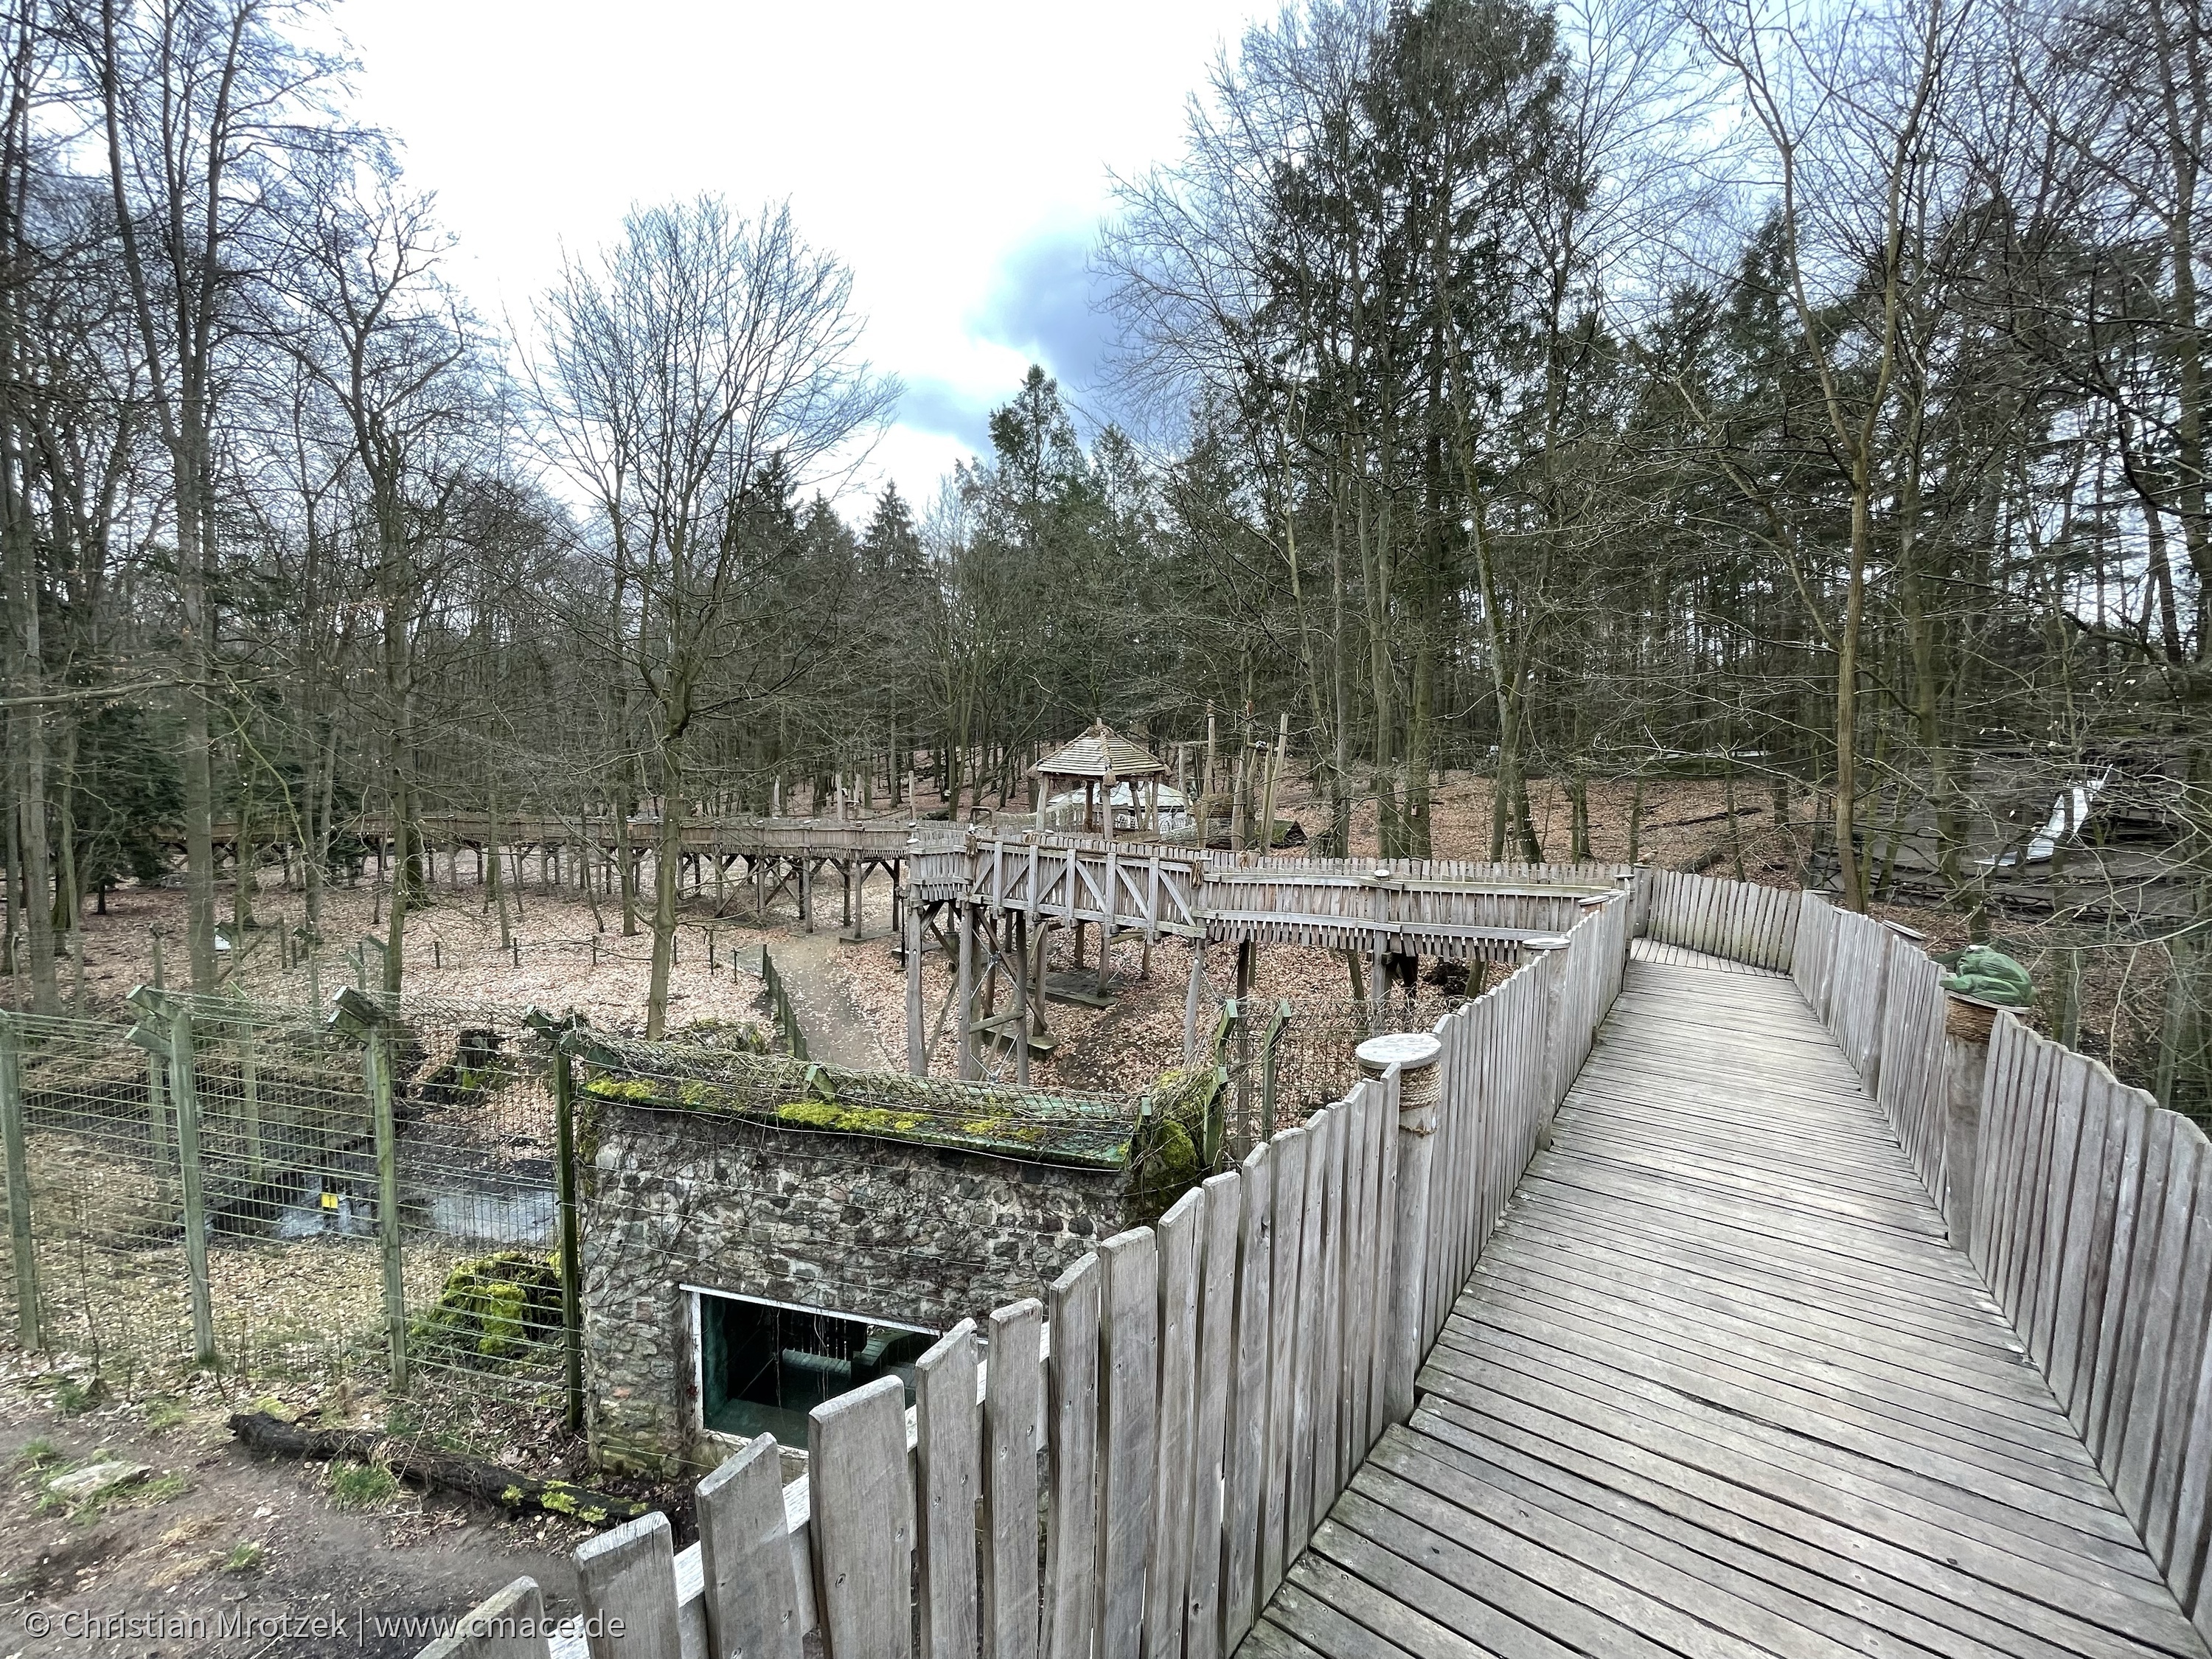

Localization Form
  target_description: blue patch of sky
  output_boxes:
[893,227,1124,453]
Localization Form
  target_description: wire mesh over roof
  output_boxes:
[1031,720,1166,780]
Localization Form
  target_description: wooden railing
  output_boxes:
[1659,869,2212,1649]
[1418,890,1628,1352]
[914,832,1623,959]
[420,891,1633,1659]
[1638,867,1802,970]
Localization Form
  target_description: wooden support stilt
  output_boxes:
[1235,939,1256,1145]
[957,904,978,1082]
[1013,911,1031,1088]
[1184,942,1204,1063]
[905,902,926,1076]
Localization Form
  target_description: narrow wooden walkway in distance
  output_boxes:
[1249,956,2211,1659]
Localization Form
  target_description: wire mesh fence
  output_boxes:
[0,989,612,1457]
[0,945,1421,1472]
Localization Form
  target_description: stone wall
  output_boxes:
[579,1101,1136,1473]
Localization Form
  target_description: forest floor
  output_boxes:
[10,771,1823,1062]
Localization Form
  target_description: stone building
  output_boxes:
[577,1083,1164,1474]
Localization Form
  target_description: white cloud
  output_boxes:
[333,0,1268,512]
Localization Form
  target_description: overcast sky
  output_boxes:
[333,1,1269,514]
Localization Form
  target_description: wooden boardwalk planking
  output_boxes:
[1254,956,2210,1659]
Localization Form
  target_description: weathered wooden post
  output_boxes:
[905,900,927,1077]
[1183,941,1204,1064]
[1234,940,1256,1144]
[552,1033,585,1434]
[1364,1032,1441,1425]
[1012,911,1032,1088]
[956,903,978,1082]
[1367,867,1394,1026]
[329,985,408,1391]
[156,1003,217,1367]
[1259,998,1291,1141]
[145,1042,172,1182]
[0,1013,41,1349]
[1941,993,1997,1248]
[417,1575,549,1659]
[369,1021,407,1388]
[1524,936,1573,1143]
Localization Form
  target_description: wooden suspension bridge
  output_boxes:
[421,860,2212,1659]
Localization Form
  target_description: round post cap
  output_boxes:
[1357,1032,1443,1076]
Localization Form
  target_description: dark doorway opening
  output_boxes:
[698,1293,934,1445]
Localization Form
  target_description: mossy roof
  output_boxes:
[580,1053,1141,1169]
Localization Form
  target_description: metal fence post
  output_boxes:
[0,1015,40,1349]
[552,1035,585,1434]
[165,1008,217,1367]
[366,1028,408,1391]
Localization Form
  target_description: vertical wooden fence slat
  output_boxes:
[1097,1231,1159,1659]
[1147,1192,1202,1659]
[810,1375,915,1659]
[1343,1074,1380,1467]
[2053,1079,2124,1416]
[2001,1033,2062,1328]
[2087,1095,2156,1458]
[983,1298,1044,1659]
[917,1321,981,1659]
[1045,1253,1102,1659]
[2098,1110,2180,1481]
[2050,1060,2112,1412]
[1182,1171,1240,1659]
[698,1432,804,1659]
[1973,1015,2028,1287]
[1311,1105,1345,1516]
[1286,1102,1327,1554]
[2164,1279,2212,1613]
[575,1512,684,1659]
[1221,1140,1274,1653]
[2115,1121,2208,1517]
[418,1576,551,1659]
[2148,1154,2212,1571]
[2030,1055,2092,1375]
[1260,1126,1308,1604]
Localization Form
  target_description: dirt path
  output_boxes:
[0,1377,584,1658]
[755,900,899,1072]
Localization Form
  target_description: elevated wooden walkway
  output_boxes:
[1254,954,2208,1659]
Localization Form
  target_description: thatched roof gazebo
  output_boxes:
[1033,721,1166,837]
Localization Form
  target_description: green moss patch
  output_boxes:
[408,1250,562,1371]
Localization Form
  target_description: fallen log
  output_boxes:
[227,1410,650,1525]
[1652,804,1765,830]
